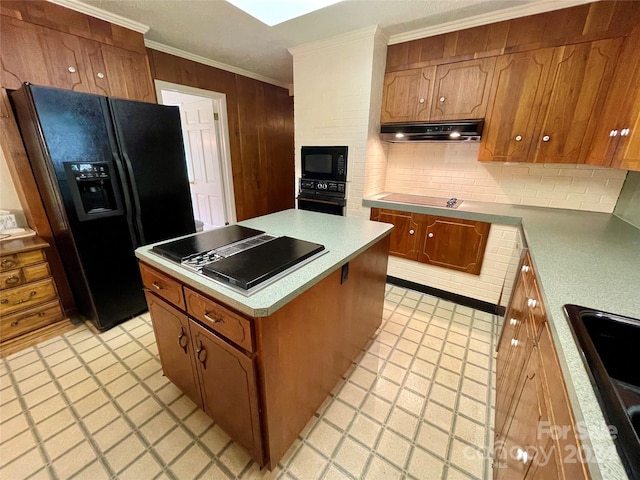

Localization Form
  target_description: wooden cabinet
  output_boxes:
[370,208,490,275]
[370,208,420,260]
[189,319,262,462]
[380,58,494,123]
[494,251,589,480]
[0,236,72,357]
[144,291,202,408]
[0,16,155,102]
[142,263,263,464]
[479,39,622,164]
[586,27,640,171]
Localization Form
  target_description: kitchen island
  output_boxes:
[135,209,392,469]
[364,193,640,480]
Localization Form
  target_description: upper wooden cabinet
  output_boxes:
[585,27,640,171]
[380,67,435,123]
[0,16,155,102]
[479,39,622,164]
[380,57,495,123]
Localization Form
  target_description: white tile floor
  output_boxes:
[0,284,498,479]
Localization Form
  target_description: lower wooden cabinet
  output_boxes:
[370,208,490,274]
[494,251,589,480]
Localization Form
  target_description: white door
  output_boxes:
[180,99,227,228]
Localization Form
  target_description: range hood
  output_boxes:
[380,119,483,142]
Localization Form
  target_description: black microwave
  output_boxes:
[301,146,347,182]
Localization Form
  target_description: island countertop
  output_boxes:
[135,209,393,318]
[364,192,640,480]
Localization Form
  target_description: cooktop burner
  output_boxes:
[151,225,326,294]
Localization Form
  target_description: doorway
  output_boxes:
[154,80,236,230]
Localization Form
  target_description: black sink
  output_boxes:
[564,304,640,479]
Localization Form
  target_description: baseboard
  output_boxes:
[387,275,505,316]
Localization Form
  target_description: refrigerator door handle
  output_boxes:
[111,152,143,248]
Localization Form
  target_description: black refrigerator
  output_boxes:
[10,84,196,330]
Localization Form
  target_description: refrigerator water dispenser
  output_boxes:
[65,161,123,221]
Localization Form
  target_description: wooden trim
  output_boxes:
[0,88,77,316]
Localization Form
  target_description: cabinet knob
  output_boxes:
[1,258,16,268]
[68,66,77,73]
[509,318,517,326]
[521,265,530,273]
[152,281,163,290]
[428,232,434,238]
[4,275,20,286]
[515,135,522,142]
[610,129,618,137]
[527,298,537,308]
[516,448,529,464]
[439,96,445,103]
[511,338,519,347]
[96,72,105,79]
[409,229,415,235]
[542,135,550,142]
[621,128,630,137]
[10,311,46,327]
[419,98,425,104]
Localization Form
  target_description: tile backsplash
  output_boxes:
[385,143,628,213]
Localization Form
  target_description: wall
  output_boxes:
[0,148,26,227]
[614,170,640,227]
[290,26,388,219]
[148,49,294,221]
[385,143,628,213]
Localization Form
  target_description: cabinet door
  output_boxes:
[189,319,263,464]
[380,67,435,123]
[430,57,496,121]
[376,209,420,260]
[0,17,92,93]
[98,44,156,102]
[586,27,640,171]
[494,350,542,480]
[478,48,555,162]
[417,216,490,274]
[531,38,622,164]
[145,292,202,408]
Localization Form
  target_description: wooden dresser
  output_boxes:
[0,236,74,357]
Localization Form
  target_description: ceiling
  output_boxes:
[69,0,589,87]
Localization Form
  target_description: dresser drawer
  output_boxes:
[185,287,254,352]
[0,300,64,341]
[140,263,185,309]
[0,249,46,272]
[0,278,57,316]
[0,263,50,290]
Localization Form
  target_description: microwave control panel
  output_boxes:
[337,155,346,177]
[299,179,346,196]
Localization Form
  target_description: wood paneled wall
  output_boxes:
[147,49,294,222]
[386,0,640,72]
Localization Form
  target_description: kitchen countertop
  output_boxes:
[364,193,640,480]
[135,209,393,318]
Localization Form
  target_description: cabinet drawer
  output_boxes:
[0,278,58,316]
[0,263,51,290]
[0,300,64,341]
[0,249,46,272]
[185,287,254,352]
[140,263,185,309]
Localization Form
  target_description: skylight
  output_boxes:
[226,0,342,26]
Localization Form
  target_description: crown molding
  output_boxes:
[289,25,388,56]
[47,0,149,34]
[388,0,597,44]
[145,40,289,89]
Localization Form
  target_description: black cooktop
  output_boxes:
[151,225,264,262]
[202,236,325,290]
